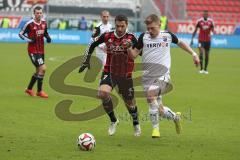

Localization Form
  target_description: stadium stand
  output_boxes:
[47,0,138,17]
[154,0,240,23]
[186,0,240,23]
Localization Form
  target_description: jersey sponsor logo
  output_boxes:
[109,44,125,52]
[202,25,210,30]
[36,30,44,35]
[146,42,169,48]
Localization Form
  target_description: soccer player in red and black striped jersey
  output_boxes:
[79,15,141,136]
[190,10,214,74]
[19,6,51,98]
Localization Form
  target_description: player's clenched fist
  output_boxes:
[79,62,90,73]
[121,39,132,49]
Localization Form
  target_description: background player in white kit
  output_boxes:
[127,14,200,138]
[92,10,112,65]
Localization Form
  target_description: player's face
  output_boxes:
[115,20,128,37]
[146,22,160,38]
[101,12,109,24]
[34,9,43,22]
[203,12,208,19]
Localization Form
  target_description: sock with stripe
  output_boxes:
[162,106,176,120]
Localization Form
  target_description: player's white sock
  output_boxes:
[162,106,176,120]
[149,100,159,129]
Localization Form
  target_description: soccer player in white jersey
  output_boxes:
[92,10,112,65]
[127,14,200,138]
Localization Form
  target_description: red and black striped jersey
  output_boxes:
[84,31,137,77]
[196,18,214,42]
[19,19,49,54]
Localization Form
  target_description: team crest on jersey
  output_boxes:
[163,36,167,42]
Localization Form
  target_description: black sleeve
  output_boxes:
[83,33,105,63]
[91,26,101,38]
[19,24,31,40]
[134,33,144,50]
[44,25,50,39]
[131,34,138,49]
[168,31,179,44]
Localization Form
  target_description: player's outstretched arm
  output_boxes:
[127,47,141,60]
[44,27,51,43]
[127,32,144,59]
[177,40,200,67]
[190,24,198,46]
[79,34,105,73]
[19,30,35,43]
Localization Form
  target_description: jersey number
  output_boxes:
[37,58,44,65]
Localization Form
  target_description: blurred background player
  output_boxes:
[79,15,141,137]
[190,10,214,74]
[91,10,112,66]
[160,13,168,31]
[19,6,51,98]
[128,14,200,138]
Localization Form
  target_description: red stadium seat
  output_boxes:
[155,0,240,23]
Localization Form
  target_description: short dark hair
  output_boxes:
[115,14,128,24]
[145,14,160,25]
[33,6,43,13]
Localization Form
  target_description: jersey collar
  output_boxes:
[114,29,128,39]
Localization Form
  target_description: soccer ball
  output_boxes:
[77,133,96,151]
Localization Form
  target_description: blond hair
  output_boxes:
[144,14,160,25]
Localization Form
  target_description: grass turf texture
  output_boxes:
[0,43,239,160]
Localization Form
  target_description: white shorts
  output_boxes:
[143,75,173,95]
[96,51,107,65]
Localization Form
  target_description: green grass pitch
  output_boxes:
[0,42,240,160]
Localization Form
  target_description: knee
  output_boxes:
[124,99,135,109]
[38,65,46,75]
[147,95,155,103]
[98,91,109,100]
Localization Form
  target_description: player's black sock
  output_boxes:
[204,51,209,71]
[199,53,203,70]
[128,106,139,126]
[102,97,117,122]
[37,74,44,92]
[27,73,38,90]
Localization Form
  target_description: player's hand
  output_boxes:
[30,38,36,43]
[190,40,193,46]
[122,39,132,49]
[79,62,90,73]
[192,52,200,67]
[46,37,51,43]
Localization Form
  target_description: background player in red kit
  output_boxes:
[190,10,214,74]
[19,6,51,98]
[79,15,141,137]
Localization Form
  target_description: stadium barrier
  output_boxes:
[0,28,240,48]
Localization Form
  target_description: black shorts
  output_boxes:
[198,41,211,51]
[29,53,45,67]
[100,72,134,100]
